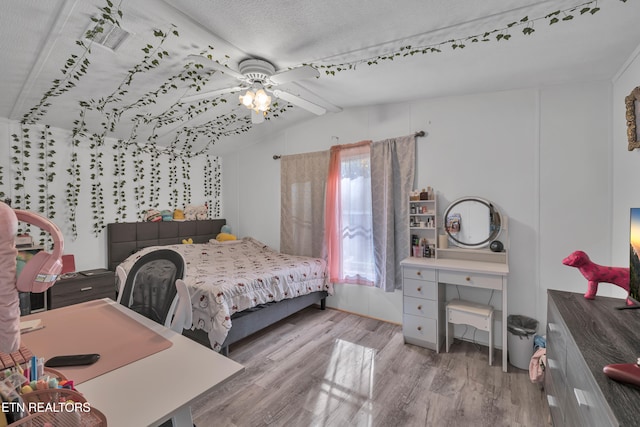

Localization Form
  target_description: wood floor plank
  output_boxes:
[192,306,550,427]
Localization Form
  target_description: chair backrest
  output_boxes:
[117,249,187,330]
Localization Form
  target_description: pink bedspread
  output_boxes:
[118,237,331,350]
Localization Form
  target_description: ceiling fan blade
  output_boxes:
[180,86,243,103]
[251,110,265,124]
[272,89,326,115]
[186,54,246,81]
[284,82,342,113]
[270,65,319,85]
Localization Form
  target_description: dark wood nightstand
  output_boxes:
[47,269,116,309]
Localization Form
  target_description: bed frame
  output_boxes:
[106,220,328,355]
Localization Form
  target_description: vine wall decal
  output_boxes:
[5,0,630,238]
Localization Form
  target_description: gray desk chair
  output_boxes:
[115,249,192,333]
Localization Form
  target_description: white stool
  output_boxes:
[446,299,494,365]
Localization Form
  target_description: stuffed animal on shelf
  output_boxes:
[144,209,162,222]
[195,205,208,220]
[173,209,185,221]
[184,205,197,221]
[562,250,632,305]
[184,204,208,221]
[160,210,173,221]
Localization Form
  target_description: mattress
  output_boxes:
[117,237,332,350]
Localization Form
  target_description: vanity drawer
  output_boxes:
[438,270,502,290]
[404,296,438,318]
[403,266,436,282]
[403,278,438,300]
[403,314,437,346]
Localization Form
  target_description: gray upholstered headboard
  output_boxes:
[107,219,226,271]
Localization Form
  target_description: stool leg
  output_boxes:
[446,309,451,352]
[488,314,493,366]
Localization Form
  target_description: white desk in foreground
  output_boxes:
[22,298,245,427]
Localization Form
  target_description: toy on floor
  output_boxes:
[562,250,632,305]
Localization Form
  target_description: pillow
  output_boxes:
[216,232,237,242]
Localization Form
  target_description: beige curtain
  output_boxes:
[280,150,330,257]
[370,135,416,291]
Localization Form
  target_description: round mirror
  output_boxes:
[444,197,502,248]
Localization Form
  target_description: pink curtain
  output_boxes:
[324,140,373,285]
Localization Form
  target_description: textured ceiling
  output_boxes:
[1,0,639,154]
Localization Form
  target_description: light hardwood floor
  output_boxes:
[192,306,550,427]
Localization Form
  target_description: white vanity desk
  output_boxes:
[401,253,509,372]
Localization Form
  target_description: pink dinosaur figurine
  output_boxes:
[562,250,632,305]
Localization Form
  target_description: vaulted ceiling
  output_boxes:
[2,0,639,154]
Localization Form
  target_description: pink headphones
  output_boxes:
[15,210,64,293]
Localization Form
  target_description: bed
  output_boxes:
[107,220,331,354]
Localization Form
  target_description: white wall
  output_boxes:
[222,80,614,347]
[613,46,640,269]
[0,119,212,271]
[539,83,613,313]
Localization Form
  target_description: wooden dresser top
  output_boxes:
[549,290,640,425]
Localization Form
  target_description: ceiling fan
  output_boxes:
[181,55,340,124]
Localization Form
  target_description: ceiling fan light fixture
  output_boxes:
[253,89,271,112]
[239,86,271,114]
[239,90,255,108]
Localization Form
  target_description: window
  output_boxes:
[313,134,415,291]
[325,141,375,285]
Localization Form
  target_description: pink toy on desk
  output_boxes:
[0,201,65,353]
[14,209,64,293]
[562,250,632,305]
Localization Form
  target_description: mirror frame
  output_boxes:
[626,86,640,151]
[443,197,502,249]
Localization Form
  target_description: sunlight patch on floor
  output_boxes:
[307,338,377,426]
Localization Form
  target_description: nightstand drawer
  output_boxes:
[404,296,438,318]
[49,271,116,309]
[438,270,502,290]
[403,278,438,300]
[403,267,436,282]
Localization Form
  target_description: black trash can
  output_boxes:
[507,314,538,369]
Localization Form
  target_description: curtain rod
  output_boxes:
[273,130,424,159]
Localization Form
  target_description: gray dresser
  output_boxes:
[546,290,640,426]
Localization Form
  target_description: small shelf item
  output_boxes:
[409,187,438,259]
